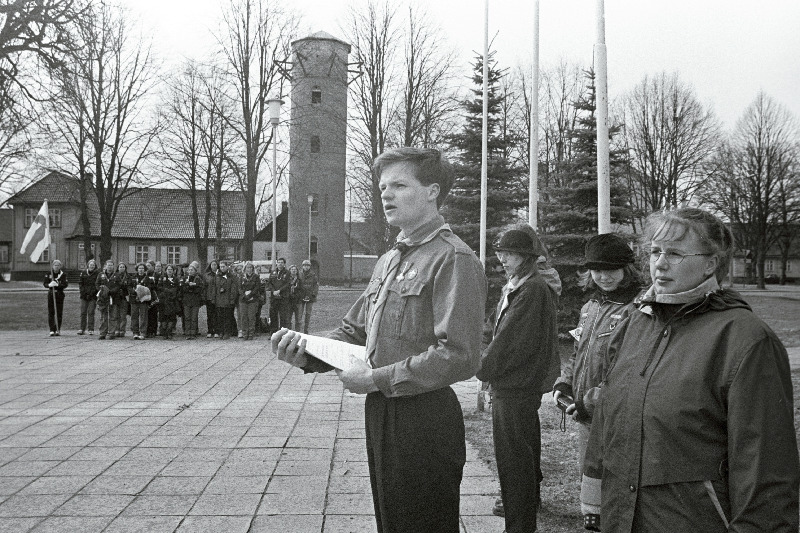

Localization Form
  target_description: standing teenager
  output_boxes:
[45,259,68,336]
[78,258,99,335]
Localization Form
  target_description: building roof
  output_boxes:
[292,31,351,52]
[7,171,82,204]
[0,209,11,242]
[255,201,288,243]
[10,172,246,241]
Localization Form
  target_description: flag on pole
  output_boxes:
[20,200,51,263]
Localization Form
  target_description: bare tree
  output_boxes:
[0,79,31,205]
[0,0,86,103]
[47,2,161,263]
[618,72,719,213]
[216,0,296,260]
[698,92,798,288]
[159,60,237,267]
[395,5,458,149]
[343,0,398,254]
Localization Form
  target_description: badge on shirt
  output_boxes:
[406,268,417,280]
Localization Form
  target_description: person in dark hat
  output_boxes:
[552,232,643,531]
[476,225,561,533]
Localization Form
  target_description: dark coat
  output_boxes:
[214,272,239,307]
[476,273,560,396]
[107,271,128,304]
[239,272,262,304]
[127,273,156,304]
[584,288,799,532]
[157,276,181,317]
[268,267,290,299]
[79,268,99,300]
[44,270,68,296]
[180,273,205,308]
[299,270,319,302]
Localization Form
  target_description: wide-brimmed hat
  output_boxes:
[494,229,545,257]
[583,234,635,270]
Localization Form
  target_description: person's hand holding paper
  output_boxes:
[272,328,308,368]
[336,358,379,394]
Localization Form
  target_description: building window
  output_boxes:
[49,208,61,228]
[32,249,49,263]
[265,250,272,261]
[213,245,236,262]
[765,259,774,272]
[310,236,318,255]
[135,245,149,264]
[311,89,322,104]
[26,208,62,228]
[310,193,319,214]
[167,246,182,265]
[787,262,792,272]
[310,136,320,153]
[0,245,8,264]
[78,243,96,269]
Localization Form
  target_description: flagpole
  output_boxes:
[477,0,490,412]
[595,0,611,234]
[52,278,59,335]
[479,0,489,267]
[529,0,539,230]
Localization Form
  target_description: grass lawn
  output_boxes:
[1,283,798,530]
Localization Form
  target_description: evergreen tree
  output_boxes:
[539,70,633,333]
[443,52,526,252]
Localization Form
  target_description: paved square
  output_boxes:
[0,332,503,532]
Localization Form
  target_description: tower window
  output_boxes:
[311,89,322,104]
[310,136,321,153]
[310,236,318,255]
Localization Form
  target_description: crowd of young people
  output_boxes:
[45,257,319,340]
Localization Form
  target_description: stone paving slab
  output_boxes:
[0,331,504,532]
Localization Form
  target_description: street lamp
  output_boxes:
[307,193,314,260]
[267,97,283,269]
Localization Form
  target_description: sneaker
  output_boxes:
[238,330,243,338]
[49,331,55,336]
[492,497,504,517]
[54,332,60,336]
[213,334,220,339]
[99,335,106,340]
[206,333,212,338]
[89,331,94,335]
[77,330,85,335]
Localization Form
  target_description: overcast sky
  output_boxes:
[125,0,799,130]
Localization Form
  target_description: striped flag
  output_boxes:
[20,200,51,263]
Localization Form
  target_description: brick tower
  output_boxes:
[287,32,350,281]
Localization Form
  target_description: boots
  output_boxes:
[165,321,176,340]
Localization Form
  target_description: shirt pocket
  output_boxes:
[385,279,427,339]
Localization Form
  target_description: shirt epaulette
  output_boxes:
[438,229,474,255]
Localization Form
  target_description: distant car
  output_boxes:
[765,274,780,284]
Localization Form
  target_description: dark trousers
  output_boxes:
[492,391,543,533]
[147,304,159,335]
[300,301,313,333]
[206,301,217,335]
[269,299,289,332]
[129,302,148,336]
[184,304,200,336]
[365,387,464,533]
[47,291,65,333]
[79,298,96,332]
[216,306,236,337]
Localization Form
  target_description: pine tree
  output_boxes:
[539,69,632,333]
[443,52,526,252]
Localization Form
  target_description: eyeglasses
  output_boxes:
[649,250,710,265]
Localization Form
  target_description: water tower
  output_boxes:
[287,32,350,280]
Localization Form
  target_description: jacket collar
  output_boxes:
[396,214,449,248]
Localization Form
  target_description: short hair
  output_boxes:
[277,257,286,263]
[373,147,454,207]
[643,207,734,282]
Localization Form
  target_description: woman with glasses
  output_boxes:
[581,207,798,532]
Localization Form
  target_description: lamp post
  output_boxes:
[307,193,314,260]
[267,97,283,269]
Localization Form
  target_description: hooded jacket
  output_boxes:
[553,282,641,422]
[583,284,799,532]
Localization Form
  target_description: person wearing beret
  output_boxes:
[476,226,561,533]
[552,233,644,530]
